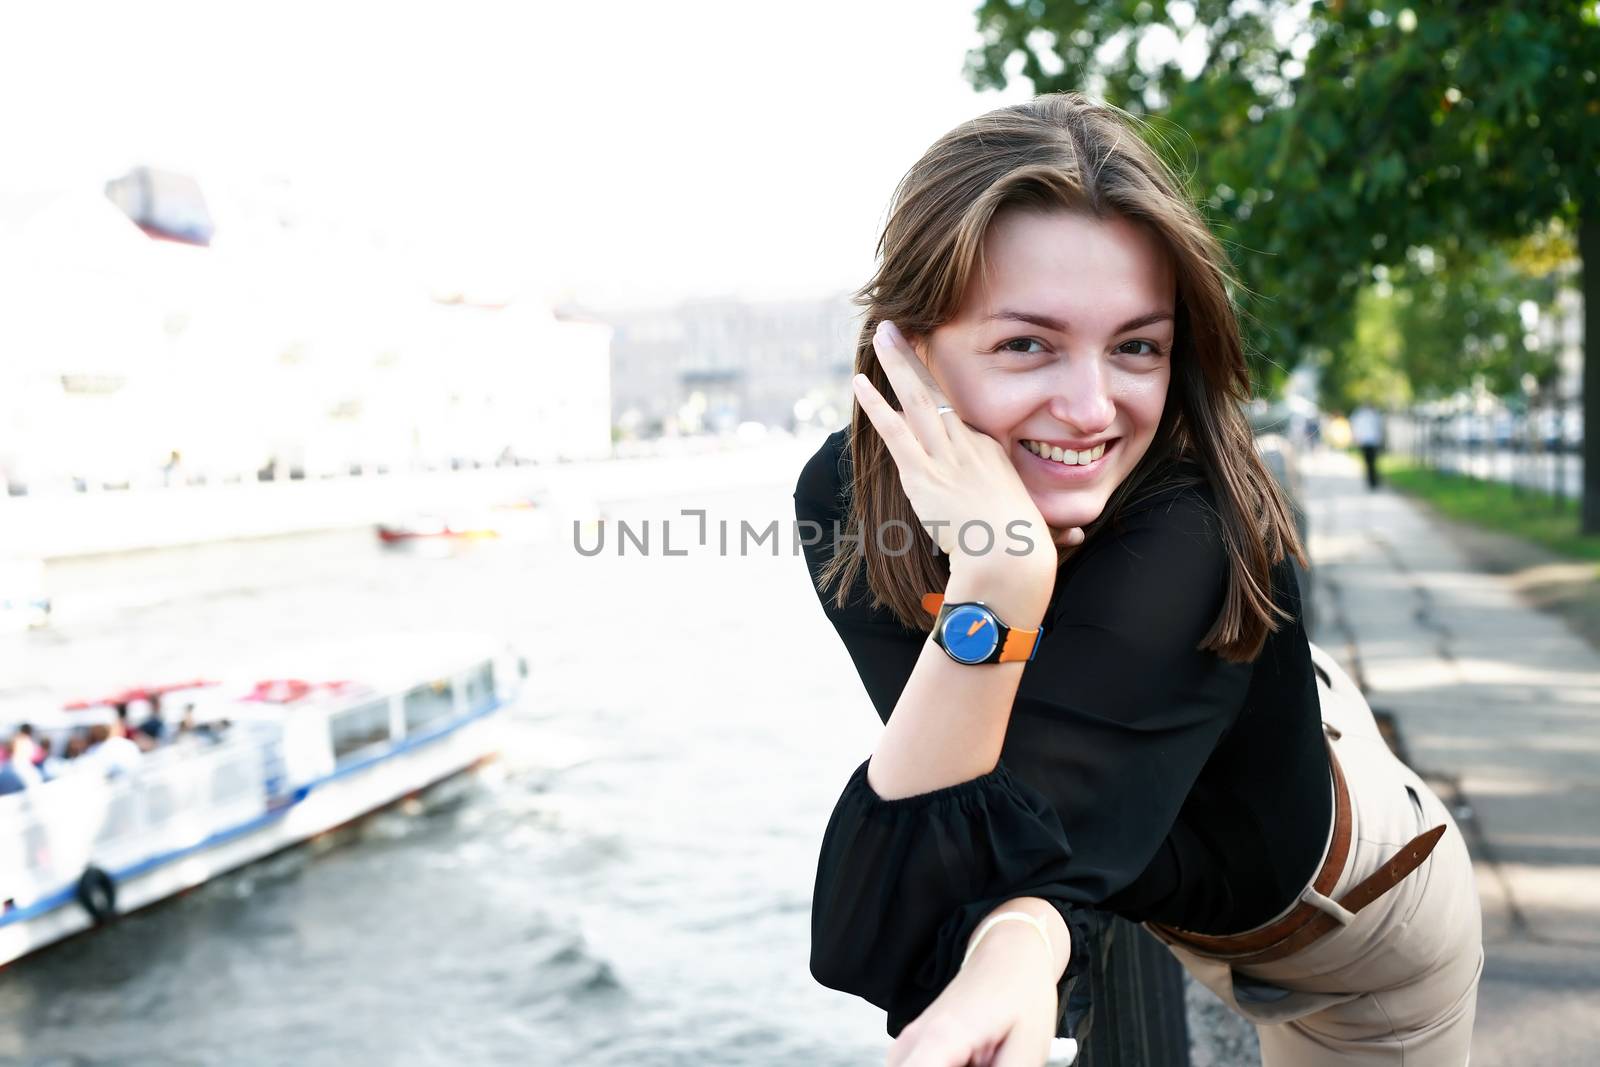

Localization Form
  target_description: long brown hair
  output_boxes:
[816,91,1306,663]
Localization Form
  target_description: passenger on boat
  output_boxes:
[163,707,230,748]
[36,735,72,780]
[135,699,167,743]
[62,733,89,762]
[0,737,43,795]
[83,724,143,780]
[164,707,205,751]
[118,701,159,753]
[196,717,233,745]
[9,724,41,768]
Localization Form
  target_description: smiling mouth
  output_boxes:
[1020,438,1117,467]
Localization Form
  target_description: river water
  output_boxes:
[0,437,898,1066]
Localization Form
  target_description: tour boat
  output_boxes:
[0,635,525,968]
[375,513,503,544]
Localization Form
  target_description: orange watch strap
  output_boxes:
[921,592,1042,663]
[1000,626,1040,662]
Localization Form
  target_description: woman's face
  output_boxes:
[912,207,1175,539]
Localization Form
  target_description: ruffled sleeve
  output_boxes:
[794,429,1091,1038]
[809,754,1095,1039]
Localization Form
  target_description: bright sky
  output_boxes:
[0,0,1040,309]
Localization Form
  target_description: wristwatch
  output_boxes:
[920,592,1044,665]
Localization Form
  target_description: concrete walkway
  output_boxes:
[1302,449,1600,1065]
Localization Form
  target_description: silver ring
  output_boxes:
[934,404,956,416]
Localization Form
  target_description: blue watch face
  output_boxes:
[940,604,1001,664]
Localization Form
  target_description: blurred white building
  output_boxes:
[0,168,611,495]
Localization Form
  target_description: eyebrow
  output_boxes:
[984,309,1175,334]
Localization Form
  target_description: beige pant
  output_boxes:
[1148,643,1485,1065]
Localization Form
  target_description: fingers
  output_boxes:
[1053,526,1086,548]
[891,1033,1009,1067]
[891,1039,969,1067]
[852,372,929,478]
[887,1020,983,1067]
[873,320,954,457]
[990,1030,1051,1067]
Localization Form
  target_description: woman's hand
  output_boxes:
[887,926,1061,1067]
[852,321,1083,591]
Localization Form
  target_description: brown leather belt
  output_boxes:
[1149,740,1447,967]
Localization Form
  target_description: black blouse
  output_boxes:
[795,427,1332,1040]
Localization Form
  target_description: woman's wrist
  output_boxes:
[944,559,1055,631]
[963,897,1072,985]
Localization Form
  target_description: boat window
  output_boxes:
[331,699,392,761]
[461,662,496,711]
[143,777,179,826]
[403,678,455,732]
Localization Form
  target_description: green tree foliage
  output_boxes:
[965,0,1599,520]
[1386,245,1562,399]
[1317,286,1411,412]
[1319,243,1560,412]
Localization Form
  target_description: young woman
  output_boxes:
[794,93,1483,1067]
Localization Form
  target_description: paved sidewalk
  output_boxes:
[1301,449,1600,1065]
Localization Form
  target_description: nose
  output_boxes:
[1046,354,1116,436]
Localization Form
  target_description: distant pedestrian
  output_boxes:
[1351,405,1384,491]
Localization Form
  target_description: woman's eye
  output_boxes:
[1117,339,1165,357]
[999,338,1045,355]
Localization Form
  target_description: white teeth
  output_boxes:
[1023,440,1109,466]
